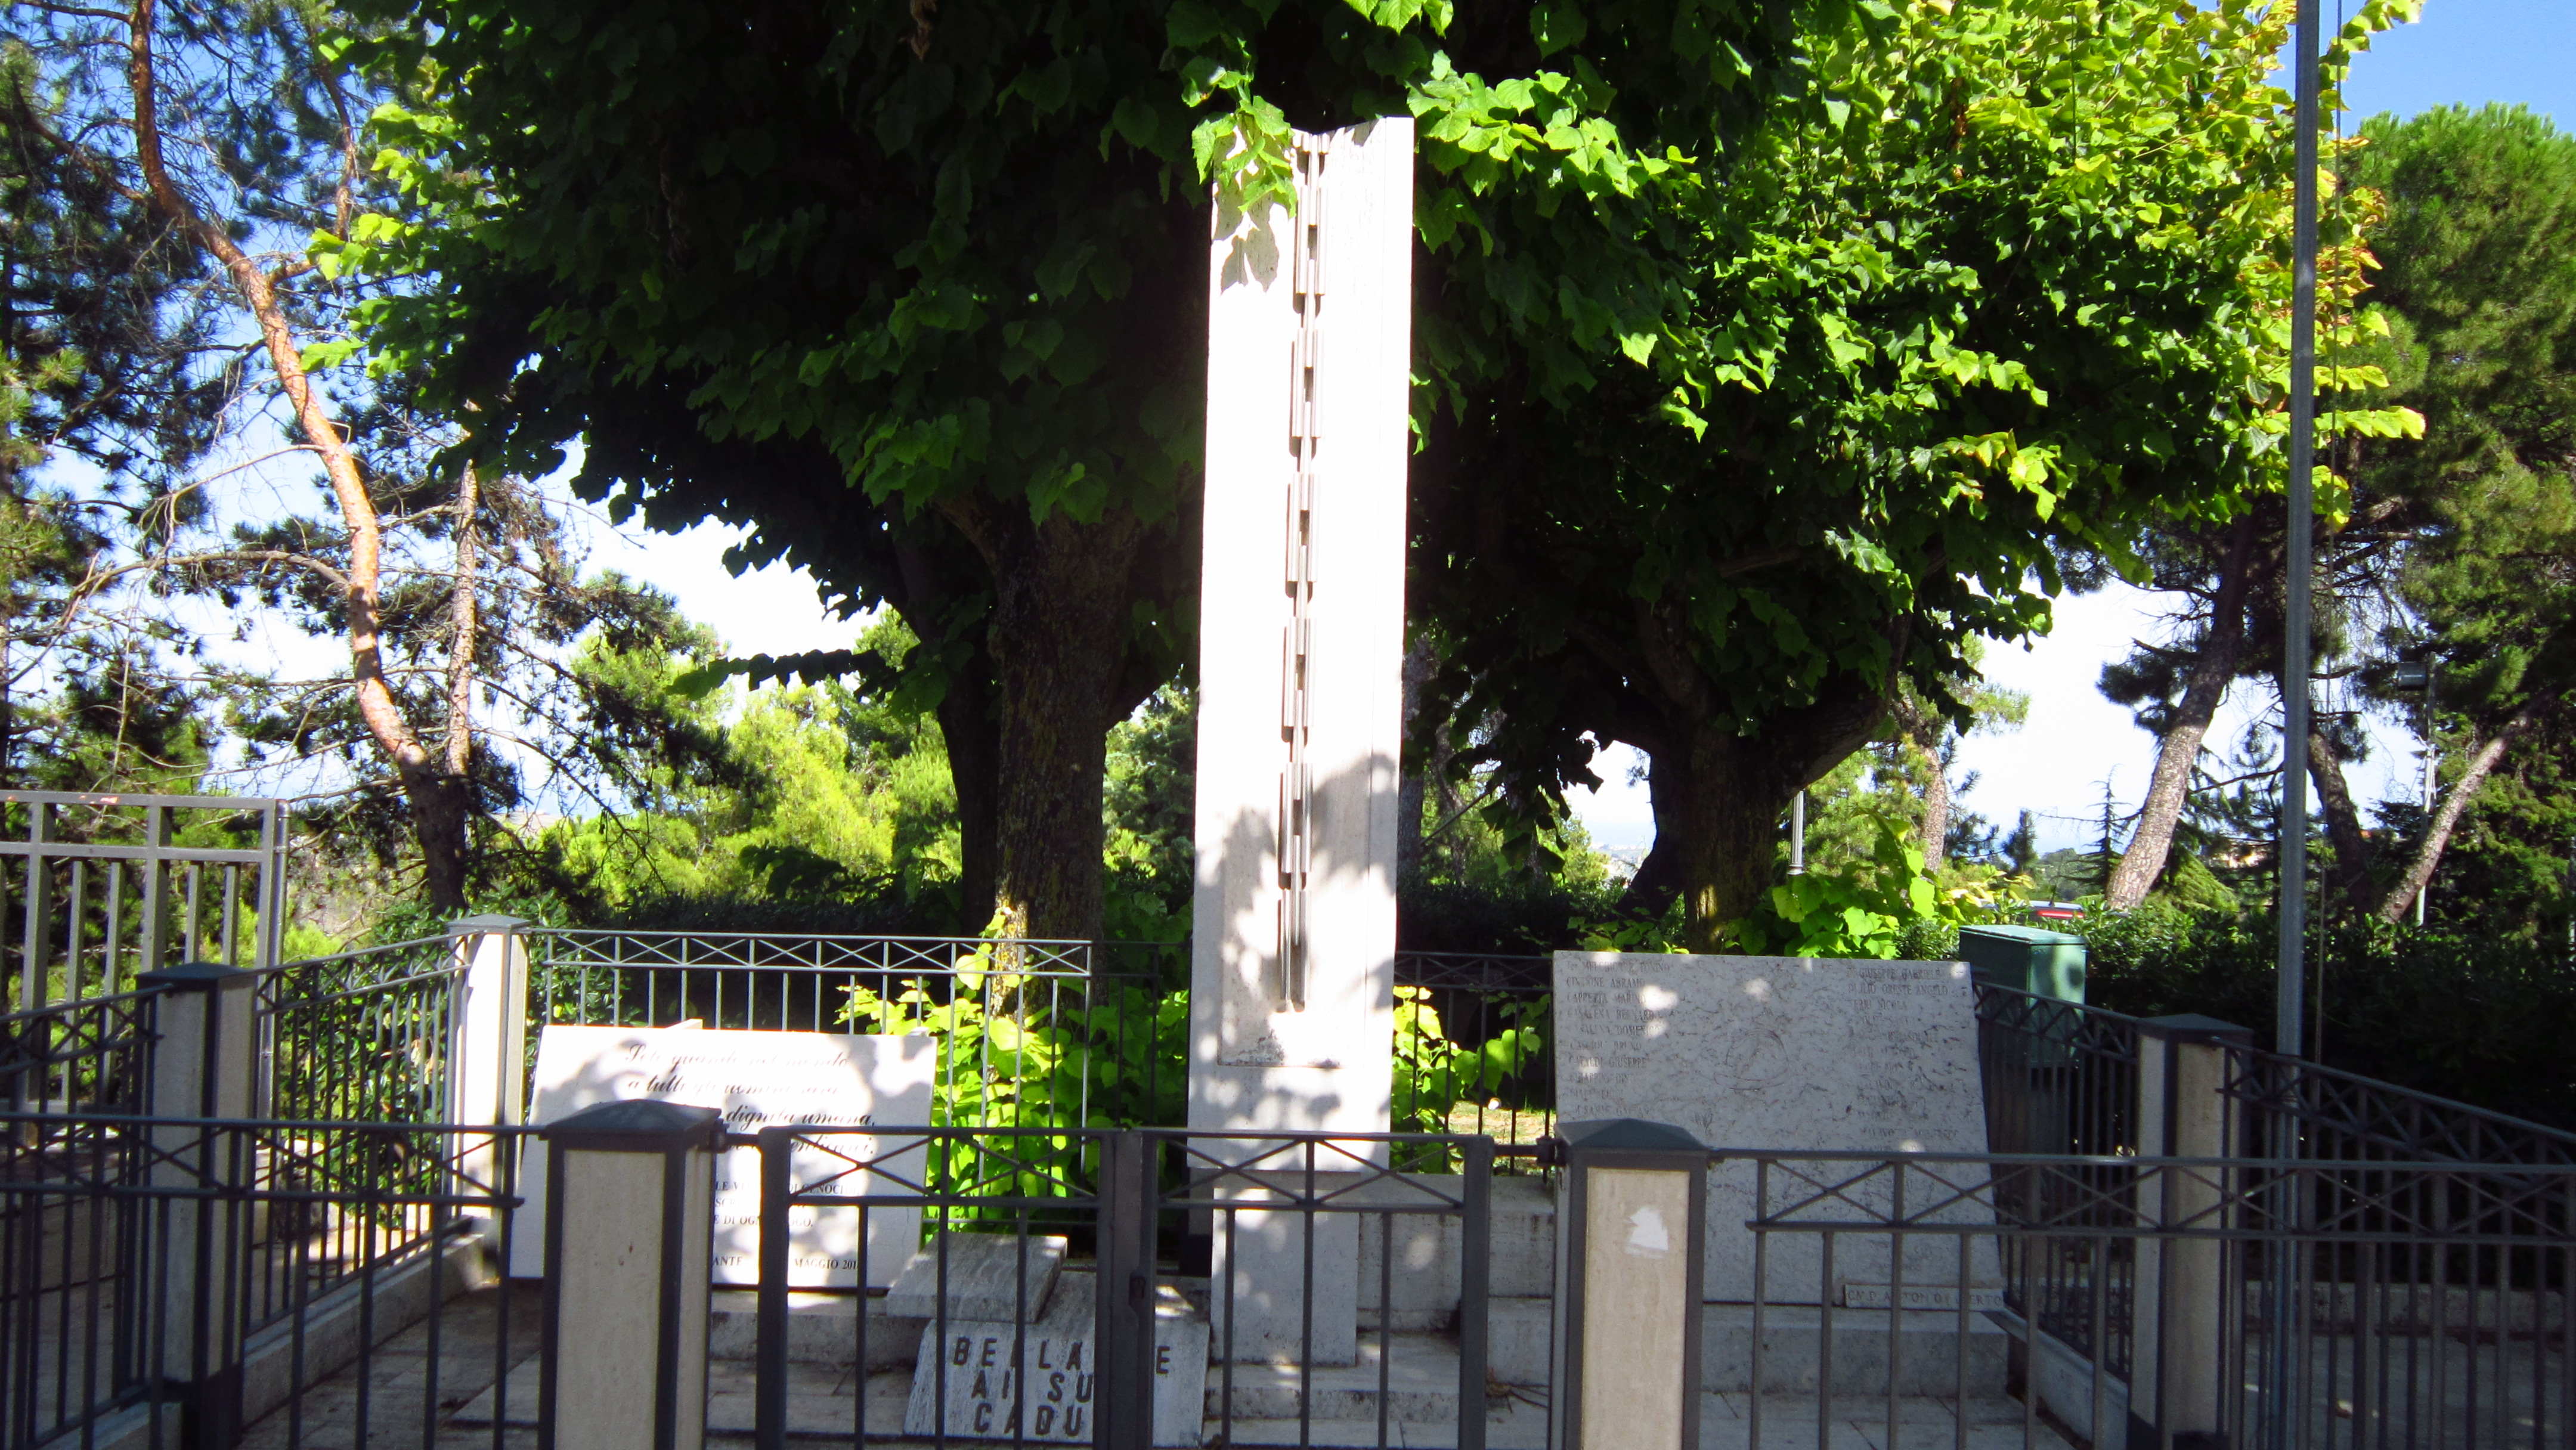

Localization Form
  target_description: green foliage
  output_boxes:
[1103,684,1195,943]
[2075,909,2576,1131]
[1735,818,2021,958]
[1391,985,1544,1170]
[1420,0,2423,944]
[317,0,1836,937]
[537,615,972,925]
[838,958,1187,1204]
[2328,105,2576,920]
[1410,873,1631,954]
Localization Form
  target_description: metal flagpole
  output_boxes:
[2265,7,2324,1446]
[2278,0,2321,1060]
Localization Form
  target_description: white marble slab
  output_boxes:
[1553,953,2000,1303]
[512,1024,934,1287]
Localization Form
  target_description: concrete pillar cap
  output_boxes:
[135,960,255,991]
[544,1099,725,1152]
[447,914,533,935]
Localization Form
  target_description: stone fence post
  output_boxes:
[140,961,261,1443]
[1549,1118,1708,1450]
[447,915,531,1209]
[2129,1013,2253,1450]
[539,1099,720,1450]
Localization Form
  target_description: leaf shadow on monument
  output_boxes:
[1193,746,1402,1133]
[1215,197,1283,295]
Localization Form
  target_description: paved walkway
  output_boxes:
[230,1283,2073,1450]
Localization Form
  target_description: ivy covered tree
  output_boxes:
[337,0,1832,938]
[1416,0,2419,949]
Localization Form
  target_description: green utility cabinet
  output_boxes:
[1956,924,2088,1003]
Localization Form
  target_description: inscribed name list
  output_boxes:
[512,1024,934,1286]
[904,1318,1210,1446]
[1553,953,1997,1302]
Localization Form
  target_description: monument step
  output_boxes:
[707,1288,923,1369]
[1488,1300,2010,1396]
[1204,1330,1488,1425]
[1212,1394,2060,1450]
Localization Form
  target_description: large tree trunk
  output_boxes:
[950,503,1144,940]
[2104,517,2258,909]
[1626,598,1896,947]
[2373,704,2538,922]
[1661,738,1781,950]
[1664,711,1888,950]
[414,464,485,913]
[2307,725,2371,915]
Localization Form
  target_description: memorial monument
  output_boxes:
[1187,118,1413,1150]
[1187,118,1415,1371]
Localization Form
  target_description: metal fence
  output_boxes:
[0,1111,530,1450]
[253,936,467,1127]
[524,930,1187,1131]
[749,1123,1496,1450]
[1391,951,1552,1151]
[1973,981,2576,1173]
[0,792,288,1015]
[1738,1149,2576,1450]
[2228,1048,2576,1170]
[0,986,162,1117]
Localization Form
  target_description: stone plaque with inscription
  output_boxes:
[512,1024,934,1287]
[1553,952,1999,1303]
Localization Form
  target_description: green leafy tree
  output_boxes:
[333,0,1831,941]
[2334,105,2576,923]
[0,22,231,787]
[1418,0,2419,950]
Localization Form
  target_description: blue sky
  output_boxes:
[590,0,2576,853]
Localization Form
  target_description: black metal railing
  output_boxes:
[1740,1148,2576,1450]
[0,1111,532,1450]
[748,1123,1498,1450]
[1971,980,2576,1170]
[1392,951,1552,1154]
[1973,982,2145,1159]
[0,986,162,1117]
[2226,1046,2576,1168]
[253,936,465,1125]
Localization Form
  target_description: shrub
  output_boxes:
[2076,910,2576,1131]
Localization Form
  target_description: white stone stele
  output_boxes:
[510,1024,933,1287]
[1552,952,2002,1305]
[904,1314,1210,1446]
[1187,116,1413,1155]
